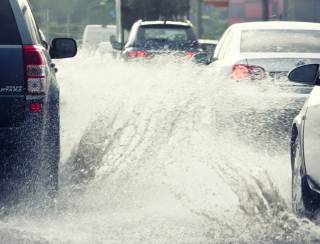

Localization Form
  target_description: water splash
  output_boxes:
[0,52,319,243]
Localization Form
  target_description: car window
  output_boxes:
[241,30,320,53]
[0,0,22,45]
[136,25,197,44]
[143,28,188,41]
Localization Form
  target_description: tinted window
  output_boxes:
[241,30,320,53]
[138,25,196,42]
[0,0,21,45]
[134,25,198,49]
[144,28,189,41]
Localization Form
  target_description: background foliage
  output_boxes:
[30,0,115,39]
[29,0,228,41]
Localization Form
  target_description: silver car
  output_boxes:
[288,64,320,218]
[212,21,320,81]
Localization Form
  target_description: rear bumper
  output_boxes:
[0,112,45,145]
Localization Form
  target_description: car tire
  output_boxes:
[291,135,320,218]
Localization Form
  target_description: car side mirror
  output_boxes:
[110,36,124,51]
[288,64,320,85]
[50,38,77,59]
[193,52,212,65]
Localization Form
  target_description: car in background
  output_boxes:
[0,0,77,202]
[198,39,218,55]
[208,22,320,150]
[212,21,320,82]
[82,25,116,51]
[288,64,320,218]
[111,20,202,61]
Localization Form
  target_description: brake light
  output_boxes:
[128,50,148,58]
[185,51,195,58]
[232,64,266,81]
[23,45,47,95]
[30,102,43,113]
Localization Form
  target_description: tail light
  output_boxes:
[128,50,148,58]
[30,102,43,113]
[23,45,47,95]
[185,51,195,58]
[232,64,266,81]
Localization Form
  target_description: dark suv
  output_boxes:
[112,20,201,60]
[0,0,77,201]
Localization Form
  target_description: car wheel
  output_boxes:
[292,135,320,218]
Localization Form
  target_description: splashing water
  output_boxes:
[0,52,320,243]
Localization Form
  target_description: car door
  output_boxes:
[303,86,320,184]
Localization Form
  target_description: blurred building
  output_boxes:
[203,0,320,24]
[228,0,284,23]
[289,0,320,22]
[204,0,284,24]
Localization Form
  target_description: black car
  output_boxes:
[0,0,77,202]
[112,20,201,60]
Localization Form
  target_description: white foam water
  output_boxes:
[0,52,319,243]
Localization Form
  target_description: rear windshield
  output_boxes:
[241,30,320,53]
[134,25,198,49]
[0,1,21,45]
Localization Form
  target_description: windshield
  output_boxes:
[134,25,198,49]
[241,30,320,53]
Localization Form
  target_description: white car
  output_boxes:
[82,25,116,50]
[212,21,320,82]
[288,64,320,218]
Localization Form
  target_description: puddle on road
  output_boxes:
[0,52,319,243]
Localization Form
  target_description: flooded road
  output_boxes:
[0,53,320,243]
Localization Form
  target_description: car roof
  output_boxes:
[139,20,192,27]
[230,21,320,31]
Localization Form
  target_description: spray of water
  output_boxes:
[0,52,319,243]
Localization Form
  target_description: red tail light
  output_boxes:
[232,64,266,81]
[128,50,148,58]
[23,45,47,95]
[185,51,195,58]
[30,102,43,113]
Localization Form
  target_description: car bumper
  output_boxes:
[0,113,45,145]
